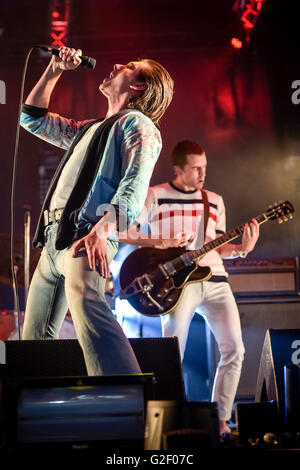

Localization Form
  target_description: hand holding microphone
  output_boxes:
[36,45,96,70]
[56,46,83,71]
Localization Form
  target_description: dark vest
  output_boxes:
[33,109,131,250]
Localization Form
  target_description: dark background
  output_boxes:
[1,0,300,401]
[0,1,299,253]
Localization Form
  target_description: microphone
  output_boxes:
[35,45,96,69]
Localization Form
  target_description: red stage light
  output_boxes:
[51,31,66,47]
[231,37,243,49]
[49,1,70,48]
[233,0,266,43]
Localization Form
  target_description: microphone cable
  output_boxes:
[10,45,94,338]
[10,47,35,339]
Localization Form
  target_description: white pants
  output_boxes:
[161,281,245,421]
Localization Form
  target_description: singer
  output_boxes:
[20,46,174,375]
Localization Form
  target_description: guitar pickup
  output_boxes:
[180,253,193,266]
[161,261,176,277]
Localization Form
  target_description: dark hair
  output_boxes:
[171,140,205,168]
[129,59,174,126]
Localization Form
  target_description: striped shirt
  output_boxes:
[135,182,228,276]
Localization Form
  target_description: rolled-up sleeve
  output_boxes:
[20,105,95,150]
[109,113,162,229]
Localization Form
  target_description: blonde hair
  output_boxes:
[129,59,174,125]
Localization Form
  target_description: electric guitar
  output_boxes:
[119,201,294,317]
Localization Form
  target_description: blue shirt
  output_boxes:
[20,109,162,240]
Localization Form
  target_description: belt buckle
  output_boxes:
[44,210,49,226]
[55,209,61,221]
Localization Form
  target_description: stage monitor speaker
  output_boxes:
[0,337,185,401]
[144,400,219,450]
[284,364,300,432]
[255,328,300,428]
[206,300,300,399]
[2,375,151,448]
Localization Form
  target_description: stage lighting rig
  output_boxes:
[49,0,71,48]
[231,0,267,48]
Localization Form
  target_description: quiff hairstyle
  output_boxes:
[129,59,174,126]
[171,140,205,168]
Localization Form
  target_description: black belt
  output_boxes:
[43,208,64,227]
[208,276,228,283]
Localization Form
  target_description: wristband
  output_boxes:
[232,249,248,258]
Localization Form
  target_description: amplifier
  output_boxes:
[223,257,299,297]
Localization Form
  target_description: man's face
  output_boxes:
[99,61,148,99]
[176,153,207,190]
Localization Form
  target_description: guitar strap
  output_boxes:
[201,189,209,241]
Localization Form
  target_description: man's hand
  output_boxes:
[71,211,117,278]
[51,47,82,72]
[155,232,193,249]
[24,46,83,109]
[71,231,110,278]
[241,218,260,254]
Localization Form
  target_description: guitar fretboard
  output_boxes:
[182,212,268,264]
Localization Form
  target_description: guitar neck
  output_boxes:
[189,212,269,261]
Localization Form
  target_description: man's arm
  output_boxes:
[218,219,260,258]
[119,224,191,249]
[109,113,162,228]
[25,47,82,108]
[213,196,260,259]
[71,211,117,278]
[71,204,190,278]
[120,219,259,254]
[21,47,95,149]
[118,186,190,249]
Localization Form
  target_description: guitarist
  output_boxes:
[120,140,259,437]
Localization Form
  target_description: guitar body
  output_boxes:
[118,200,294,317]
[119,247,212,317]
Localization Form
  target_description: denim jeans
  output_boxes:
[22,223,141,376]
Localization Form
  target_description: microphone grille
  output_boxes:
[83,57,96,69]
